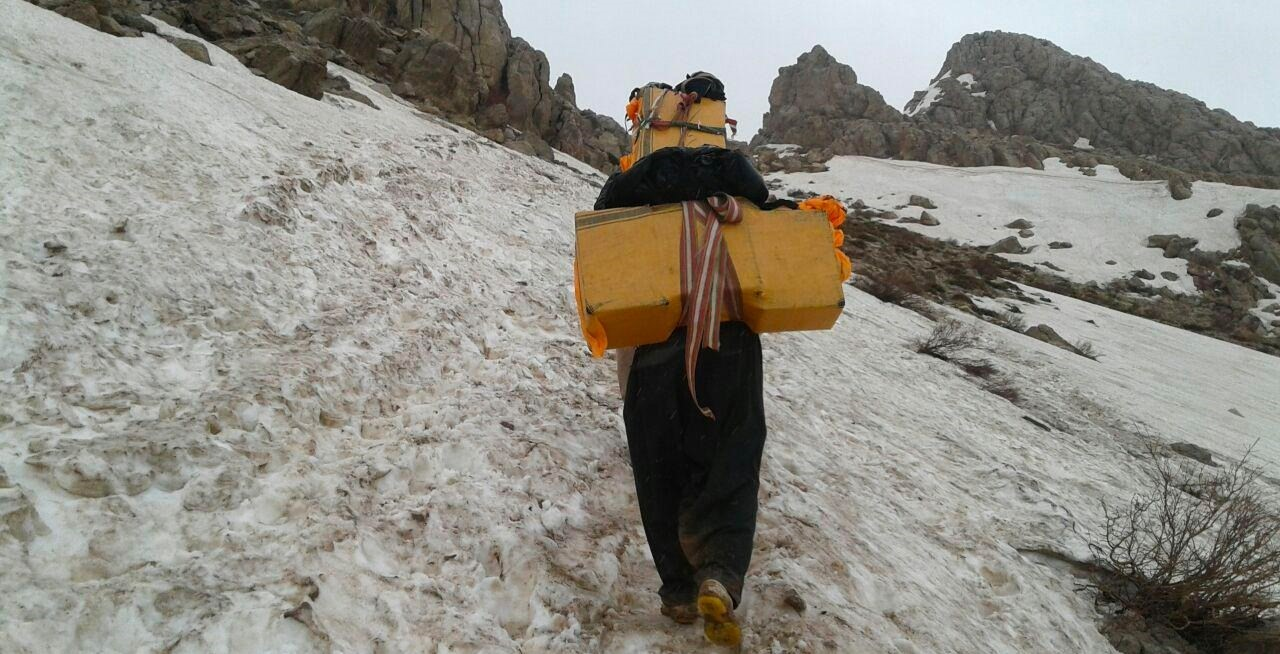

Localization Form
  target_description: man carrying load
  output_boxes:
[573,72,849,648]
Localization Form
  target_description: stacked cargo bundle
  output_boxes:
[572,72,852,363]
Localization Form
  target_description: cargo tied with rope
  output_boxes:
[572,194,850,357]
[620,72,738,172]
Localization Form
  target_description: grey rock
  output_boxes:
[1134,269,1156,280]
[1226,621,1280,654]
[1167,173,1193,200]
[1206,207,1224,218]
[1106,260,1117,265]
[1229,407,1244,417]
[96,13,139,38]
[112,10,155,34]
[321,75,377,109]
[1100,614,1199,654]
[239,39,327,100]
[1048,241,1072,249]
[919,211,940,226]
[187,0,262,40]
[987,236,1028,254]
[1170,442,1216,466]
[1024,324,1080,354]
[1236,204,1280,284]
[166,37,212,65]
[1146,234,1199,259]
[1005,219,1034,229]
[304,8,387,66]
[554,73,576,107]
[1161,271,1180,281]
[56,3,100,31]
[504,132,554,161]
[393,34,486,116]
[783,587,807,613]
[1019,229,1035,238]
[502,37,557,138]
[908,194,937,209]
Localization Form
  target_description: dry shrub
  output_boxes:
[855,269,937,319]
[912,319,981,361]
[1075,339,1102,360]
[1087,443,1280,652]
[855,268,922,303]
[991,311,1028,333]
[899,295,939,321]
[970,255,1006,280]
[982,376,1022,403]
[958,358,997,379]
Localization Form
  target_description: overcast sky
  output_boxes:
[504,0,1280,140]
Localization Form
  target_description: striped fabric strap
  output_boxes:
[679,193,744,419]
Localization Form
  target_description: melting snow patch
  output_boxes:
[956,73,976,88]
[971,91,987,98]
[767,155,1280,292]
[1073,137,1095,151]
[759,143,803,153]
[906,70,950,117]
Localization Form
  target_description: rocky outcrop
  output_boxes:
[756,43,1279,190]
[1146,234,1200,259]
[1237,204,1280,285]
[905,31,1280,178]
[223,36,329,99]
[27,0,625,171]
[753,46,1066,169]
[760,45,902,129]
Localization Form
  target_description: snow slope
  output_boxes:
[771,155,1280,293]
[3,3,1280,653]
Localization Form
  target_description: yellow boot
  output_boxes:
[697,579,742,648]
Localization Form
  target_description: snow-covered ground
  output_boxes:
[772,155,1280,293]
[3,3,1280,653]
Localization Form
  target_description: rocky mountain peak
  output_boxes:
[554,73,577,107]
[905,30,1280,178]
[753,44,902,147]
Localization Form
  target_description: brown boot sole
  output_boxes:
[660,602,699,625]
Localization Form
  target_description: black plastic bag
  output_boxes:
[675,72,726,101]
[595,146,768,210]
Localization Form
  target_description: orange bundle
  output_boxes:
[799,196,852,282]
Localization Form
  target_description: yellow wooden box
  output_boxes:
[631,85,727,160]
[573,200,845,352]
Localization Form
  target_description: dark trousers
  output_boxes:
[622,322,767,608]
